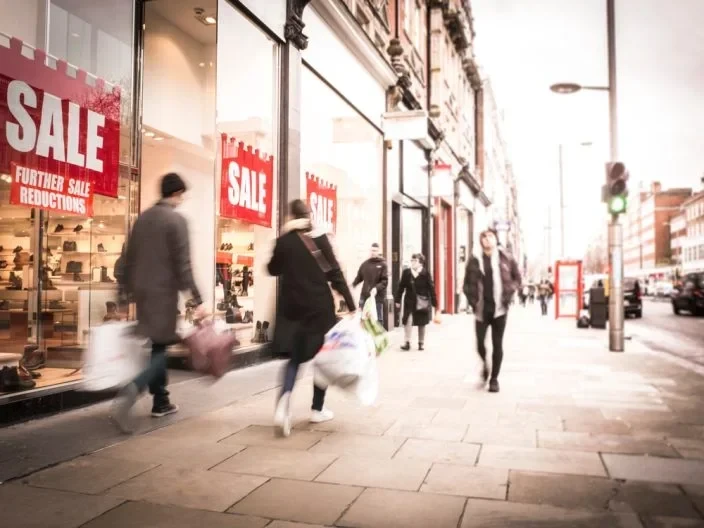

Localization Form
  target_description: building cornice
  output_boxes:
[311,0,398,87]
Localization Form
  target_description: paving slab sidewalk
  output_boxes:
[2,307,704,527]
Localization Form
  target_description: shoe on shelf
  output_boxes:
[111,383,139,433]
[13,246,22,253]
[152,402,179,418]
[400,342,411,351]
[261,321,270,343]
[97,243,106,252]
[274,392,291,437]
[252,321,262,343]
[54,224,64,233]
[488,379,500,393]
[73,224,83,233]
[310,408,334,424]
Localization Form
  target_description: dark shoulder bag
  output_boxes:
[412,274,431,313]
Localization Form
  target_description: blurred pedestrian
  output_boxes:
[269,199,356,437]
[463,229,522,393]
[395,253,437,351]
[112,173,206,433]
[352,242,388,322]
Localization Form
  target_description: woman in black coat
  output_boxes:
[268,200,356,437]
[395,253,437,351]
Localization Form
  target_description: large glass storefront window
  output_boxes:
[0,0,135,397]
[214,0,278,347]
[301,67,383,289]
[141,0,216,345]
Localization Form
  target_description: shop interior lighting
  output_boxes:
[153,136,164,141]
[194,8,216,26]
[144,131,155,138]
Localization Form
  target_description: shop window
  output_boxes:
[301,66,383,290]
[0,0,136,398]
[141,0,217,336]
[214,0,279,347]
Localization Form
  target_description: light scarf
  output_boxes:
[477,250,505,318]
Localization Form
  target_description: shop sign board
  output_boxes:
[0,34,121,203]
[220,133,273,228]
[306,172,337,234]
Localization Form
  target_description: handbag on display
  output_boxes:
[66,261,83,274]
[63,241,77,252]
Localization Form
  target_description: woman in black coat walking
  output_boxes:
[268,200,356,437]
[395,253,437,351]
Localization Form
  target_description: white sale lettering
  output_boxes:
[227,161,267,214]
[5,80,106,171]
[310,192,334,230]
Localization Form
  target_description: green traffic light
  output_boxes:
[609,195,627,214]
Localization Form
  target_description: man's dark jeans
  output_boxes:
[133,342,170,406]
[475,314,508,381]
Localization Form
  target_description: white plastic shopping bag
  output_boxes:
[82,321,148,391]
[314,316,379,405]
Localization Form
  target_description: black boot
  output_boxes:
[418,342,424,351]
[400,342,411,351]
[489,379,500,393]
[253,321,262,343]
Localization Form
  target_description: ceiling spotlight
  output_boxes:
[199,62,205,67]
[145,131,155,138]
[153,136,164,141]
[194,7,216,25]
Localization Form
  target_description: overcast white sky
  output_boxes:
[471,0,704,264]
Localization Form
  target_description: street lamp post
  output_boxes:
[550,0,623,352]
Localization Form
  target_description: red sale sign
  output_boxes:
[220,133,273,228]
[0,35,121,199]
[306,172,337,234]
[10,162,93,216]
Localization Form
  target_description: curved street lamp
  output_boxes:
[550,82,610,94]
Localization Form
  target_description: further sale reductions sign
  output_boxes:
[220,133,273,228]
[0,34,121,215]
[306,172,337,234]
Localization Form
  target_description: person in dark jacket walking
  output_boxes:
[352,242,388,321]
[269,199,356,437]
[395,253,437,351]
[463,229,521,393]
[111,173,205,433]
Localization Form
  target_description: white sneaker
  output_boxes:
[310,408,334,424]
[274,393,291,437]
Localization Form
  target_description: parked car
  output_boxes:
[672,273,704,316]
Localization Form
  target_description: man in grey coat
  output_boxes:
[112,173,205,433]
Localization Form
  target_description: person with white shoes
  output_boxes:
[268,200,356,436]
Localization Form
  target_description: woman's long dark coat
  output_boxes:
[268,224,355,364]
[395,268,437,327]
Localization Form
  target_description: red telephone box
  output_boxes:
[554,260,584,319]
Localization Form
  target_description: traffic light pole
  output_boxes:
[606,0,624,352]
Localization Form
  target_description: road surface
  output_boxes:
[629,297,704,366]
